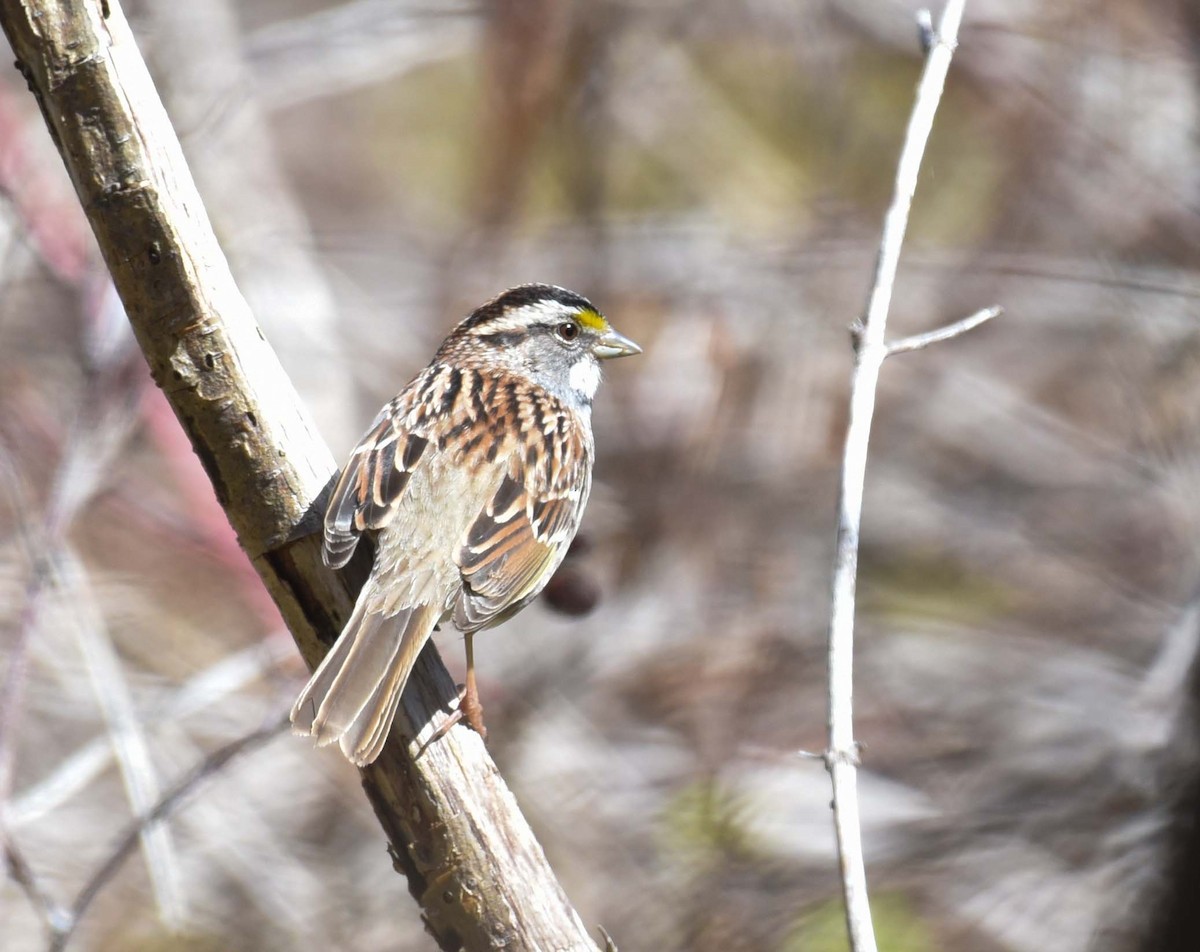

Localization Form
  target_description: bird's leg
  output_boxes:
[414,632,487,759]
[461,631,487,739]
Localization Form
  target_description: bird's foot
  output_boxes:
[414,682,487,759]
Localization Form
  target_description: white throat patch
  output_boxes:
[568,357,601,401]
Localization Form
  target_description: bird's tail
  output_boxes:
[290,595,438,766]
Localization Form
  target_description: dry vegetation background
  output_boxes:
[3,0,1200,950]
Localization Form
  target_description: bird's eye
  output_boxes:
[556,322,580,342]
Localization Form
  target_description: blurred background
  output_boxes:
[3,0,1200,949]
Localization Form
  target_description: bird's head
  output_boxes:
[443,284,641,408]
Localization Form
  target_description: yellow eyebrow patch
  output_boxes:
[576,308,609,333]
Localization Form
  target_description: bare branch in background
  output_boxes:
[1,825,70,940]
[0,0,598,948]
[246,0,476,109]
[57,548,185,931]
[822,3,987,950]
[145,0,355,442]
[48,715,289,952]
[0,274,177,929]
[8,636,294,827]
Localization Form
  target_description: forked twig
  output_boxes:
[822,4,992,951]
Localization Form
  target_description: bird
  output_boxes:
[291,284,641,766]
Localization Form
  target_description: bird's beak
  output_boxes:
[593,328,642,360]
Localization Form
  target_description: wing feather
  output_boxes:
[323,405,430,569]
[453,414,591,631]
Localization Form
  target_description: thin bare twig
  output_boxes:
[47,715,288,952]
[0,448,53,808]
[10,636,293,825]
[0,277,179,932]
[823,4,976,951]
[57,549,185,931]
[886,305,1002,356]
[1,824,71,937]
[0,552,52,803]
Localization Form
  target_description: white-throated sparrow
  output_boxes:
[291,284,641,765]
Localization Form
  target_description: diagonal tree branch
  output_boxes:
[0,1,597,948]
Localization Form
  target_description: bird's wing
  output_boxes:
[452,410,592,631]
[323,393,431,569]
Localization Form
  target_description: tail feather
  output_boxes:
[339,604,437,764]
[290,611,358,742]
[291,597,438,766]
